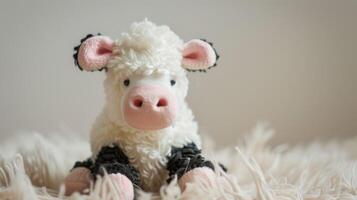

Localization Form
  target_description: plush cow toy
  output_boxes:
[64,20,221,199]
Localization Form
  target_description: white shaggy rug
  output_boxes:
[0,125,356,200]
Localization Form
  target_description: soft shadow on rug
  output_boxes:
[0,125,356,200]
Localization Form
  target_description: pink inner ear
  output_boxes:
[78,36,114,71]
[182,39,216,70]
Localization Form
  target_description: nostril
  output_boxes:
[156,98,168,107]
[132,99,143,108]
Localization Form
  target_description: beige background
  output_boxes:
[0,0,356,146]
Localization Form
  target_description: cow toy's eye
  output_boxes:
[123,79,130,87]
[170,80,176,86]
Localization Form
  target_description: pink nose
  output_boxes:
[123,85,177,131]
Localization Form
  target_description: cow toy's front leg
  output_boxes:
[64,159,94,195]
[166,143,220,192]
[91,144,140,200]
[64,144,139,200]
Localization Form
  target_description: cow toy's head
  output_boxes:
[73,20,219,132]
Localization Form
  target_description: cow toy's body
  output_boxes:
[64,20,221,199]
[90,106,200,191]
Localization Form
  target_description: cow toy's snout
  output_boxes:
[123,85,177,131]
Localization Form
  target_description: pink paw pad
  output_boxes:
[64,167,92,196]
[178,167,216,191]
[108,173,135,200]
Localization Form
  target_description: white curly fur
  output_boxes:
[89,20,201,191]
[1,125,357,199]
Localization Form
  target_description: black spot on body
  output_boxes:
[92,145,140,187]
[71,144,141,188]
[166,143,215,183]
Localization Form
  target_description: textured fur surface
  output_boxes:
[1,125,357,200]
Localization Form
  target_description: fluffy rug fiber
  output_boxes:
[0,125,356,200]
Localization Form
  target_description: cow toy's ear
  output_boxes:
[181,39,219,72]
[73,34,114,71]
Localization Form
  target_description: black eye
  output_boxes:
[170,80,176,86]
[123,79,130,87]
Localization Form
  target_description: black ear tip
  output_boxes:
[82,34,94,42]
[193,38,219,72]
[98,67,106,72]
